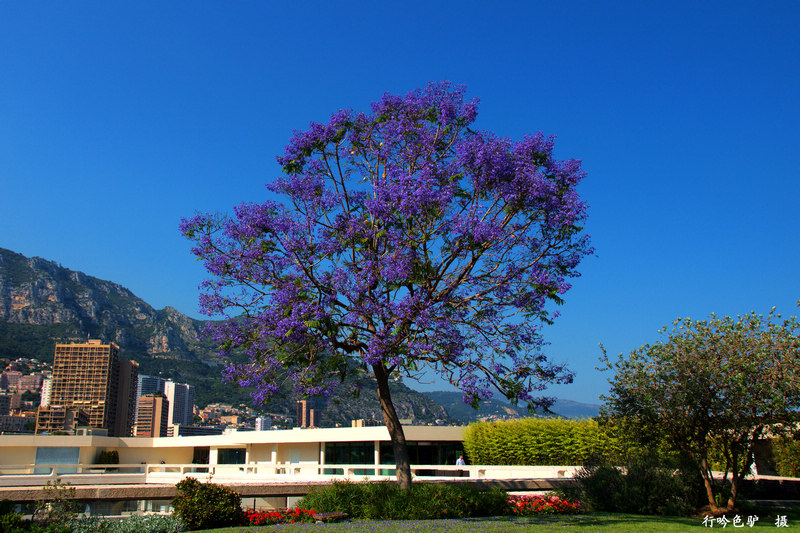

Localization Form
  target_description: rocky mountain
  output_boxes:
[0,247,594,426]
[0,247,449,425]
[423,391,600,422]
[0,247,216,362]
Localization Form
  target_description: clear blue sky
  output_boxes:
[2,2,798,404]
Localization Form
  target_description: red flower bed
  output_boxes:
[245,507,317,525]
[509,494,583,515]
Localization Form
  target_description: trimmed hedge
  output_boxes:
[68,515,186,533]
[297,480,510,519]
[463,418,630,465]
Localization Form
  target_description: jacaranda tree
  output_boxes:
[601,309,800,512]
[181,82,591,488]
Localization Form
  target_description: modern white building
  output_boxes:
[135,376,194,428]
[0,425,466,475]
[0,424,590,515]
[163,381,193,427]
[255,416,272,431]
[39,378,52,407]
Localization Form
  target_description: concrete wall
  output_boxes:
[248,443,276,464]
[116,445,193,465]
[0,447,35,471]
[275,442,318,464]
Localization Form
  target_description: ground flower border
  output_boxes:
[243,495,582,525]
[509,495,583,515]
[245,507,317,525]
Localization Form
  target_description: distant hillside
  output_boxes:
[423,390,599,422]
[0,247,217,363]
[0,247,449,425]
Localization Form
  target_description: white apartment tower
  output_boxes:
[164,380,194,427]
[39,378,52,407]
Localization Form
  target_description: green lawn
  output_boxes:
[194,511,800,532]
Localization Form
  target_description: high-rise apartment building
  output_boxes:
[134,394,170,438]
[35,406,89,434]
[38,340,138,436]
[164,380,194,427]
[296,400,318,428]
[40,378,52,407]
[115,359,139,437]
[255,416,272,431]
[136,375,165,408]
[135,376,194,428]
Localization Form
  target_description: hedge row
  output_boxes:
[463,418,630,466]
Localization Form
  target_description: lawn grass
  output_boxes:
[193,511,800,532]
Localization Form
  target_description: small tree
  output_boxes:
[601,309,800,512]
[172,477,244,530]
[33,478,80,524]
[182,82,591,488]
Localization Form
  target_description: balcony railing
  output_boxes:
[0,463,582,487]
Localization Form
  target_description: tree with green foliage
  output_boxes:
[171,478,244,530]
[33,478,80,525]
[600,309,800,512]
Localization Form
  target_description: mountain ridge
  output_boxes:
[0,246,448,424]
[0,246,593,425]
[0,246,213,362]
[422,390,599,421]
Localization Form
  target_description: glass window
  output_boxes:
[217,448,246,464]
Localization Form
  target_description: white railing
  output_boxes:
[0,463,582,487]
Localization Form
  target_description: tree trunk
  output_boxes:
[700,458,722,513]
[702,475,721,512]
[373,363,412,489]
[727,476,740,511]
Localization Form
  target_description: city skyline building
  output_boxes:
[164,380,194,427]
[40,378,52,407]
[135,375,194,428]
[255,416,271,431]
[296,400,318,428]
[34,406,89,434]
[38,340,138,436]
[135,393,169,438]
[136,375,165,410]
[115,358,139,438]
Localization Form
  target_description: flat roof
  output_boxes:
[0,425,466,448]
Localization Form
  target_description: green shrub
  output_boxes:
[773,437,800,478]
[171,478,244,530]
[0,517,71,533]
[68,515,186,533]
[1,511,25,533]
[463,418,633,466]
[298,480,510,519]
[561,454,703,516]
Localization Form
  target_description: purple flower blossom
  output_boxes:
[181,81,591,414]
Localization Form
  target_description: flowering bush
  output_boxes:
[245,507,316,525]
[509,494,582,515]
